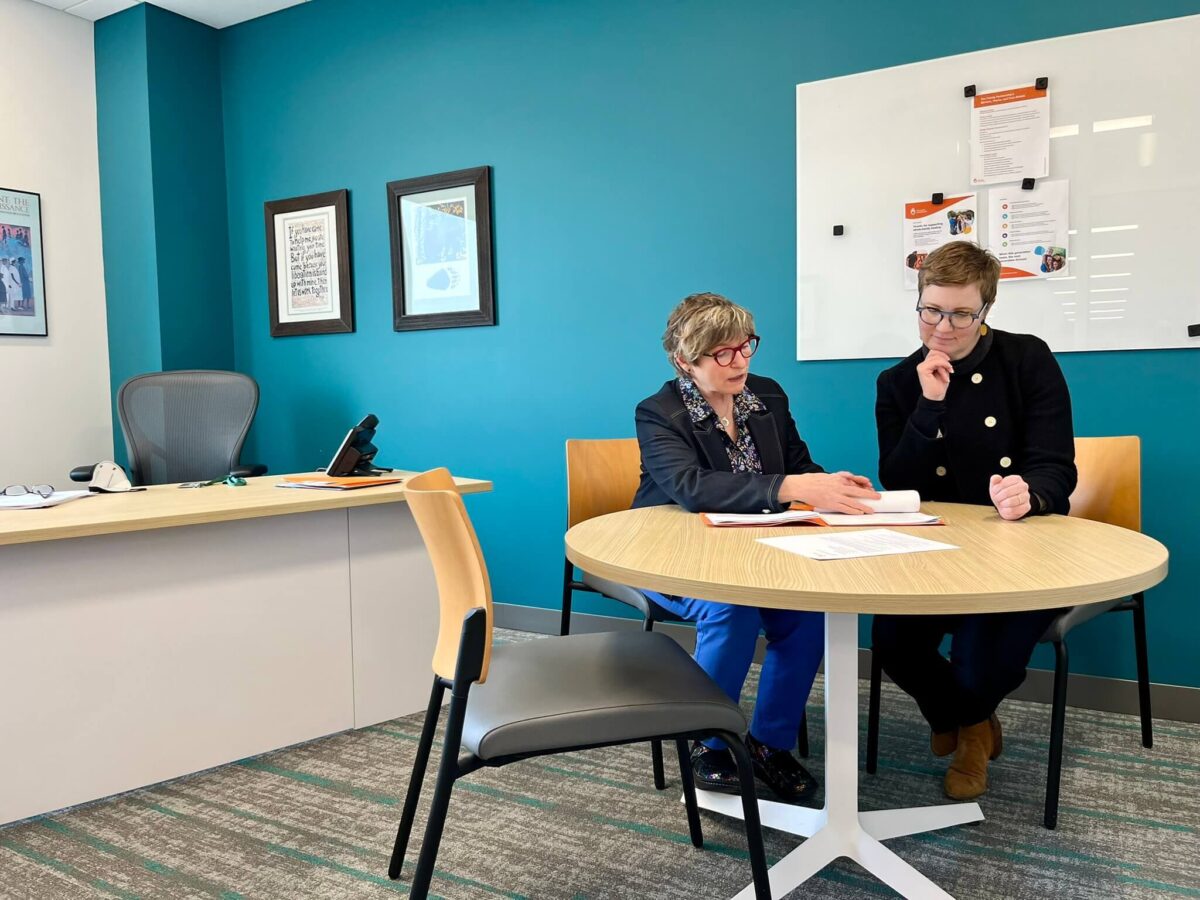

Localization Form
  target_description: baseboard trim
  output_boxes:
[495,603,1200,725]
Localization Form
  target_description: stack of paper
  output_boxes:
[0,490,93,510]
[701,491,942,528]
[276,476,405,491]
[701,509,823,527]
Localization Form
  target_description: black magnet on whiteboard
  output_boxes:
[963,84,976,97]
[1188,323,1200,337]
[832,225,844,236]
[1035,76,1049,90]
[932,193,944,205]
[1021,178,1036,190]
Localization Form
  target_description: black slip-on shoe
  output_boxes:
[746,733,819,804]
[690,742,741,795]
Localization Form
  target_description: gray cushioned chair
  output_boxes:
[387,468,770,900]
[865,436,1153,830]
[71,370,266,486]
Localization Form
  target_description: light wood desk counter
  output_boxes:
[0,471,491,826]
[566,503,1169,900]
[0,471,491,547]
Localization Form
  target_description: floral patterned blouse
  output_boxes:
[677,376,767,474]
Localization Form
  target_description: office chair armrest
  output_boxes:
[230,463,268,478]
[70,463,98,483]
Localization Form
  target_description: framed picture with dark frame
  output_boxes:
[264,189,354,337]
[387,166,495,332]
[0,187,48,337]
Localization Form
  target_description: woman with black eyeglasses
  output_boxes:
[633,292,879,805]
[873,241,1077,802]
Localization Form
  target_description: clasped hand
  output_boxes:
[779,471,880,514]
[990,473,1032,520]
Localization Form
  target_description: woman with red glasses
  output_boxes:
[632,292,879,804]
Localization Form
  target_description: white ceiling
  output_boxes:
[28,0,309,29]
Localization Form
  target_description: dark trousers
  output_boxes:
[871,610,1061,733]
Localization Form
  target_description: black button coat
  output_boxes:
[875,329,1077,514]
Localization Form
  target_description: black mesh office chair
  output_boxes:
[72,370,267,486]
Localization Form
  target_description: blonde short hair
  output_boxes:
[918,242,1001,307]
[662,293,756,375]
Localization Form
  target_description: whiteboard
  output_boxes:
[796,15,1200,360]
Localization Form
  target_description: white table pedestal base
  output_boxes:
[694,612,983,899]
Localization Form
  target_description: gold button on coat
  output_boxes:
[936,466,947,477]
[1000,456,1012,468]
[971,373,983,384]
[985,416,997,428]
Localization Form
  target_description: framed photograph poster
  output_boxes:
[0,187,47,337]
[387,166,495,331]
[264,189,354,337]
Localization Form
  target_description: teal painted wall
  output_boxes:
[95,4,233,458]
[95,5,162,429]
[208,1,1200,688]
[144,4,235,372]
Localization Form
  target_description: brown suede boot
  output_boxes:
[944,718,995,800]
[930,730,957,757]
[988,713,1003,760]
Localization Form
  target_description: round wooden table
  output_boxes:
[565,502,1168,900]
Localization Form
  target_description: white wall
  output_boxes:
[0,0,113,486]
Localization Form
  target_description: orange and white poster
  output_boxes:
[901,194,978,289]
[970,84,1050,187]
[987,179,1069,280]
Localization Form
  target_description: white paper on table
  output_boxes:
[815,490,920,515]
[969,83,1050,187]
[702,509,823,526]
[988,179,1070,280]
[758,529,958,560]
[0,490,93,510]
[819,512,942,527]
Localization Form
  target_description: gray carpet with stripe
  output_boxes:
[1,629,1197,899]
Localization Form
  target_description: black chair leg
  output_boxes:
[675,739,704,848]
[650,740,667,791]
[866,650,882,775]
[725,734,772,900]
[1131,592,1153,749]
[388,678,446,879]
[644,616,668,790]
[559,557,574,636]
[1043,640,1070,830]
[797,709,809,758]
[409,690,470,899]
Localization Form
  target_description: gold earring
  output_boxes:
[979,323,989,335]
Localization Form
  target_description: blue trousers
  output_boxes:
[648,592,824,750]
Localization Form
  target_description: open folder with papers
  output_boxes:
[701,490,942,527]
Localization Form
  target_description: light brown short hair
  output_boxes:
[662,293,756,375]
[918,242,1001,307]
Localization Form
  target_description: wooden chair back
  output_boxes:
[404,468,494,683]
[1069,436,1141,532]
[566,438,642,528]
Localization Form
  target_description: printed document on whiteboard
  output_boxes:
[988,179,1070,279]
[758,529,958,561]
[970,84,1050,186]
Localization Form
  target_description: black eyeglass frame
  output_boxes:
[915,303,991,330]
[702,335,761,367]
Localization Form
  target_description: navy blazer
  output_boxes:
[633,373,824,514]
